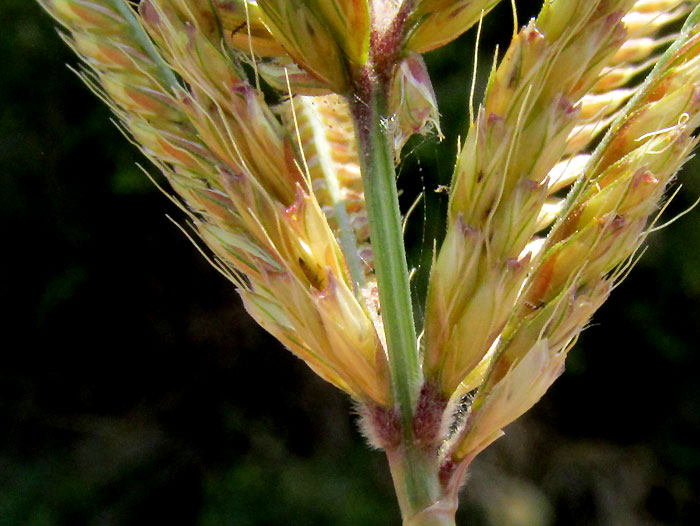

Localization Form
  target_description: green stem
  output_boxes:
[351,73,440,521]
[351,79,422,428]
[385,447,457,526]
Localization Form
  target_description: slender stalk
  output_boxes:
[385,446,457,526]
[350,77,422,427]
[350,71,452,524]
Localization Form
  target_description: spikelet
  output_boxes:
[277,94,379,329]
[213,0,287,57]
[211,0,335,96]
[406,0,502,53]
[449,4,700,464]
[254,0,351,93]
[306,0,371,65]
[140,0,300,203]
[425,0,638,397]
[40,0,233,211]
[388,52,443,156]
[554,1,695,194]
[40,0,390,407]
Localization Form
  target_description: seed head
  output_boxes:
[39,0,393,406]
[446,0,700,462]
[39,0,700,469]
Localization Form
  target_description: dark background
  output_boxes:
[2,1,699,524]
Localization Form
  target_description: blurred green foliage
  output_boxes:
[1,0,699,524]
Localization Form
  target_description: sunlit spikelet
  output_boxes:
[255,0,351,93]
[564,1,694,160]
[449,3,700,463]
[306,0,371,65]
[406,0,503,53]
[213,0,288,57]
[39,0,390,406]
[210,0,336,96]
[425,0,639,397]
[539,0,696,249]
[277,94,379,326]
[140,0,300,204]
[535,1,695,262]
[388,52,443,156]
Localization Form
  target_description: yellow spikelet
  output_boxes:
[406,0,502,53]
[451,5,700,463]
[278,95,375,297]
[425,0,638,397]
[388,52,443,156]
[554,0,696,199]
[39,0,390,407]
[255,0,350,93]
[213,0,288,57]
